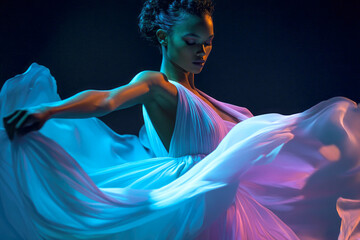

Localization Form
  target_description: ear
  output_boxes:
[156,29,168,46]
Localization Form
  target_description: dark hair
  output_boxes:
[138,0,215,53]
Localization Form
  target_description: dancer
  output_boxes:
[1,0,359,239]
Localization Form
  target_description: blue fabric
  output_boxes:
[1,63,359,239]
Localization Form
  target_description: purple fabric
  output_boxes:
[0,63,359,239]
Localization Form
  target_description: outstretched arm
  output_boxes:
[3,71,170,139]
[45,70,166,118]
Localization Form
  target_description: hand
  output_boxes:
[2,106,51,140]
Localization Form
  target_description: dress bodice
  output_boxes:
[2,63,359,240]
[142,80,230,158]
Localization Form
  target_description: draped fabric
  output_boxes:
[0,63,359,239]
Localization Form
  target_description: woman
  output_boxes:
[1,0,359,239]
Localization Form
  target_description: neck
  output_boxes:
[159,55,196,91]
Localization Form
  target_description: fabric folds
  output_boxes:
[0,63,359,239]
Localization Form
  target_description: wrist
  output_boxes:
[43,105,54,120]
[32,104,53,120]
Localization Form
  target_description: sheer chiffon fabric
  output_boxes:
[0,63,359,239]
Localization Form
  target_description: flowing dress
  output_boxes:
[0,63,359,240]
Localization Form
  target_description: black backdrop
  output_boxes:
[1,0,359,135]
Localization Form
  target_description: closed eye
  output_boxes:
[185,40,212,46]
[185,41,196,45]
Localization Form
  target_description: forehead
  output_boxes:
[172,13,214,37]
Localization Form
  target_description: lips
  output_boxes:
[193,62,205,67]
[193,60,205,67]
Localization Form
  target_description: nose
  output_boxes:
[196,44,206,57]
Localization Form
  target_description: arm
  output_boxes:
[3,70,168,139]
[45,70,167,119]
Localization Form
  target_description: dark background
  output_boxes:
[1,0,359,135]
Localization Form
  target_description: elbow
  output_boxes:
[93,91,114,116]
[100,96,115,114]
[104,98,115,113]
[101,91,124,113]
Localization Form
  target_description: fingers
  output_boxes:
[3,110,27,140]
[6,110,23,125]
[15,112,29,129]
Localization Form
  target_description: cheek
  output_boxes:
[180,48,194,62]
[169,46,193,63]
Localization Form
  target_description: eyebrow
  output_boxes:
[183,33,214,39]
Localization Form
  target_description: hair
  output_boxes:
[138,0,215,53]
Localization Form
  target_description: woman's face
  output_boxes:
[164,13,214,74]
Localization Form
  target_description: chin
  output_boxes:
[190,67,203,74]
[184,63,204,74]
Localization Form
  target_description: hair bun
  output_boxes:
[138,0,215,51]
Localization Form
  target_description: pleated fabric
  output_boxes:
[0,63,359,239]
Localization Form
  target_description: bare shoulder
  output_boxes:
[129,70,163,84]
[131,71,176,92]
[133,70,178,109]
